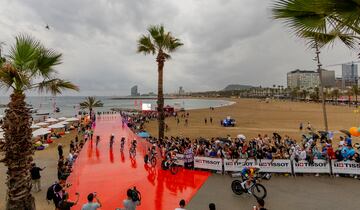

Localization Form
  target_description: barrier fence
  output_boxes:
[175,155,360,175]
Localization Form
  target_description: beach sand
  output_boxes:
[0,130,80,210]
[144,98,360,142]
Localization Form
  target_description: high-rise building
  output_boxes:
[130,85,140,96]
[287,70,319,90]
[287,69,335,90]
[342,63,358,88]
[178,86,185,95]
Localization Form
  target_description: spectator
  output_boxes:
[58,144,64,159]
[30,163,45,192]
[254,198,267,210]
[123,189,140,210]
[58,192,80,210]
[209,203,216,210]
[175,199,186,210]
[81,193,101,210]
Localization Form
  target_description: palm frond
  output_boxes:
[137,35,156,55]
[34,48,62,79]
[9,34,41,71]
[36,79,79,95]
[0,63,31,92]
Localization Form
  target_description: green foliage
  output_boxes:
[272,0,360,48]
[137,25,183,59]
[80,96,103,110]
[0,34,79,94]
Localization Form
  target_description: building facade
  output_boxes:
[130,85,140,96]
[342,63,358,88]
[287,70,319,90]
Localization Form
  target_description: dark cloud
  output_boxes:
[0,0,357,96]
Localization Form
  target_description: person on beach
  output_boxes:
[58,144,64,159]
[204,118,207,124]
[210,117,213,124]
[30,163,46,192]
[58,192,79,210]
[110,134,115,149]
[96,136,100,147]
[299,122,303,131]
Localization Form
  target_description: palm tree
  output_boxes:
[0,34,78,210]
[80,96,103,114]
[137,25,183,139]
[272,0,360,131]
[332,89,340,104]
[347,88,353,107]
[351,85,359,106]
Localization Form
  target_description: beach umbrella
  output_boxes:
[58,121,69,125]
[48,123,65,129]
[32,128,51,137]
[45,117,58,123]
[0,128,3,132]
[0,114,4,118]
[35,122,49,126]
[66,117,79,122]
[0,132,4,139]
[137,132,150,138]
[58,117,67,121]
[237,134,246,140]
[30,124,41,129]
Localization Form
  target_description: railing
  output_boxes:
[175,154,360,175]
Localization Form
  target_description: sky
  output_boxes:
[0,0,358,96]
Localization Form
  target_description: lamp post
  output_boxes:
[315,42,328,131]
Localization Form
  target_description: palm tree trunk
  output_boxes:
[0,92,35,210]
[157,53,165,139]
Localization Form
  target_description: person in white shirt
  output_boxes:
[175,199,186,210]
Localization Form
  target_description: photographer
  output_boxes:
[123,188,141,210]
[81,193,101,210]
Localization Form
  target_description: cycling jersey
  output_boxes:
[241,166,257,178]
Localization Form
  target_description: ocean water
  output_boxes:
[0,96,233,119]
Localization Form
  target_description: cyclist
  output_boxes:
[120,137,126,152]
[240,165,261,194]
[109,134,115,149]
[96,135,100,147]
[163,149,177,168]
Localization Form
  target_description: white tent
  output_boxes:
[32,128,51,137]
[0,114,4,118]
[45,117,58,123]
[0,132,4,139]
[58,117,67,121]
[30,124,41,129]
[66,117,79,122]
[0,128,3,132]
[48,123,65,129]
[58,121,69,125]
[35,122,49,126]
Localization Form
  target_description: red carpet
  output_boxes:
[66,115,210,210]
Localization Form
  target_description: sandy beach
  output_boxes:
[144,98,360,142]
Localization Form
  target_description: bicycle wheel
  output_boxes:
[150,157,157,167]
[231,180,244,195]
[251,183,267,199]
[170,165,179,175]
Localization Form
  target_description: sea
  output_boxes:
[0,96,234,120]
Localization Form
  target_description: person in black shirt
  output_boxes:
[255,198,267,210]
[58,192,79,210]
[30,163,45,192]
[58,144,64,159]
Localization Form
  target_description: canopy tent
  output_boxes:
[30,124,41,129]
[48,123,65,129]
[66,117,79,122]
[35,122,49,126]
[137,131,150,138]
[58,117,67,121]
[45,117,58,123]
[32,128,51,137]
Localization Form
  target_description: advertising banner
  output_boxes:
[258,159,292,173]
[331,160,360,175]
[175,154,184,166]
[194,157,222,171]
[224,159,256,172]
[293,160,330,174]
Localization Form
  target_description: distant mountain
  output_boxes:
[223,84,253,91]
